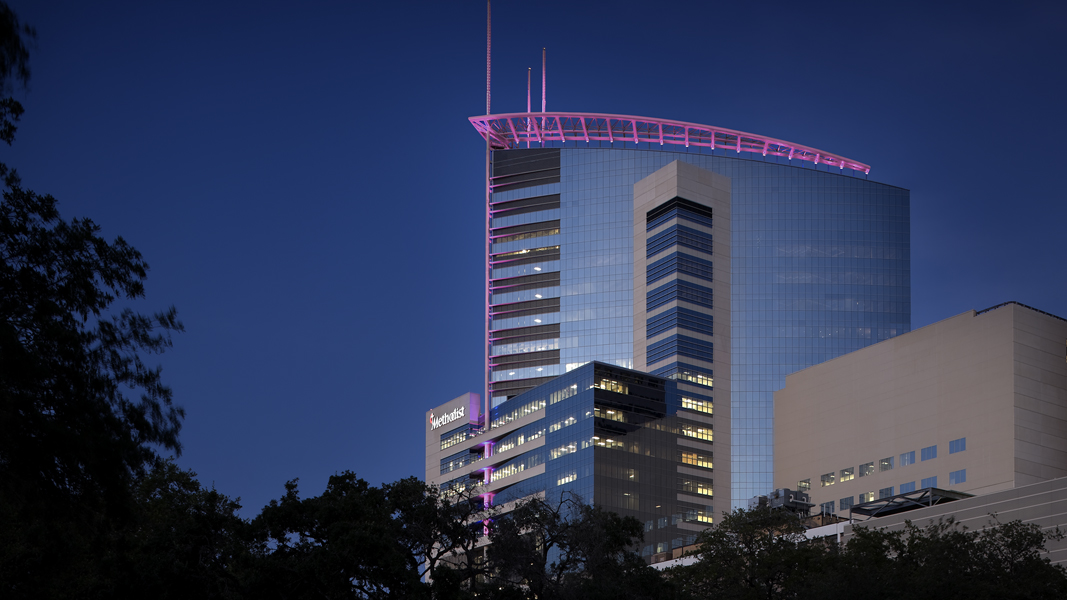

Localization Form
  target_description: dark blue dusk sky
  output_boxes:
[7,0,1065,515]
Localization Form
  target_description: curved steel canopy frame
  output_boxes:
[469,111,871,175]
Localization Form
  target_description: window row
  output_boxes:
[647,333,715,365]
[647,223,714,259]
[680,450,713,470]
[440,448,482,476]
[643,505,715,534]
[681,396,713,415]
[819,469,968,514]
[678,477,714,497]
[646,251,715,286]
[800,438,967,491]
[490,397,547,429]
[679,423,713,442]
[494,422,546,454]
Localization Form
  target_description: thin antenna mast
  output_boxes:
[526,67,531,148]
[486,2,491,115]
[541,48,546,113]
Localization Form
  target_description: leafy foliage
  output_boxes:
[240,473,492,600]
[487,493,668,600]
[671,506,1067,600]
[111,460,247,600]
[824,516,1067,600]
[670,505,823,600]
[0,0,33,145]
[0,6,187,597]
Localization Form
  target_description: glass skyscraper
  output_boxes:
[477,113,910,506]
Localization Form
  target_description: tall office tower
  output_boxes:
[427,361,721,562]
[473,112,910,506]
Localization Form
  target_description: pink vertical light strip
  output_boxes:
[484,0,492,423]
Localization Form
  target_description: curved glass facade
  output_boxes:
[488,146,910,507]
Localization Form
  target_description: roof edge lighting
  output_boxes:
[469,111,871,175]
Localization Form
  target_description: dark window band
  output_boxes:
[490,271,561,293]
[647,280,714,311]
[491,324,561,345]
[647,307,714,338]
[647,252,714,285]
[491,193,561,218]
[648,334,715,365]
[491,219,560,238]
[490,349,560,370]
[492,149,561,193]
[647,224,714,259]
[647,196,714,223]
[491,245,561,267]
[490,297,561,319]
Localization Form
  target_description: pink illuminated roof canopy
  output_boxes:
[469,112,871,174]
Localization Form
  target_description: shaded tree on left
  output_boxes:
[241,474,487,600]
[0,3,186,596]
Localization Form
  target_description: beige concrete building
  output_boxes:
[840,476,1067,566]
[774,302,1067,515]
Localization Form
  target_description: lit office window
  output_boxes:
[921,445,937,461]
[879,457,894,472]
[840,467,855,482]
[680,423,713,441]
[678,478,713,497]
[949,469,966,485]
[859,491,875,503]
[596,378,628,394]
[680,451,713,470]
[798,479,811,491]
[821,472,835,487]
[949,438,966,454]
[681,397,713,415]
[593,407,626,423]
[859,462,875,477]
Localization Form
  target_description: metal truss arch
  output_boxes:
[469,111,871,175]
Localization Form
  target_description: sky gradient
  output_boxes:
[7,0,1065,515]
